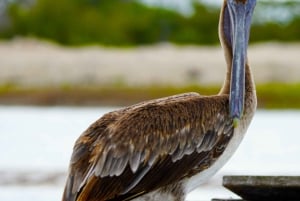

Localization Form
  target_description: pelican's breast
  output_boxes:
[183,106,256,194]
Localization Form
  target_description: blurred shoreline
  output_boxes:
[1,38,300,86]
[0,38,300,107]
[0,170,65,186]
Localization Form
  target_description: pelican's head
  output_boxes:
[221,0,256,123]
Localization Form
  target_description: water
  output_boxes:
[1,106,300,201]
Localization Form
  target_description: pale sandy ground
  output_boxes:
[0,38,299,87]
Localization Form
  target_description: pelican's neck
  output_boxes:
[217,1,255,97]
[218,1,231,95]
[219,0,256,114]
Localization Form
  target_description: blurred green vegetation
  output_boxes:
[1,0,299,46]
[1,83,300,109]
[257,83,300,109]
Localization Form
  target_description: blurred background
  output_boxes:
[0,0,300,201]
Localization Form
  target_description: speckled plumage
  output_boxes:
[62,1,257,201]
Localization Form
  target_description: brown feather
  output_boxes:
[62,93,235,201]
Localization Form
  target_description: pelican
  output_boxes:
[62,0,257,200]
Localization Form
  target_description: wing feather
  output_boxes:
[129,151,142,173]
[62,93,234,201]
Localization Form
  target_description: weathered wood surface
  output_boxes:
[221,175,300,201]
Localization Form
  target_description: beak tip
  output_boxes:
[233,117,240,128]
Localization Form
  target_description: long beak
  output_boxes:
[228,1,254,123]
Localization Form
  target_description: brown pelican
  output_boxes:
[62,0,257,200]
